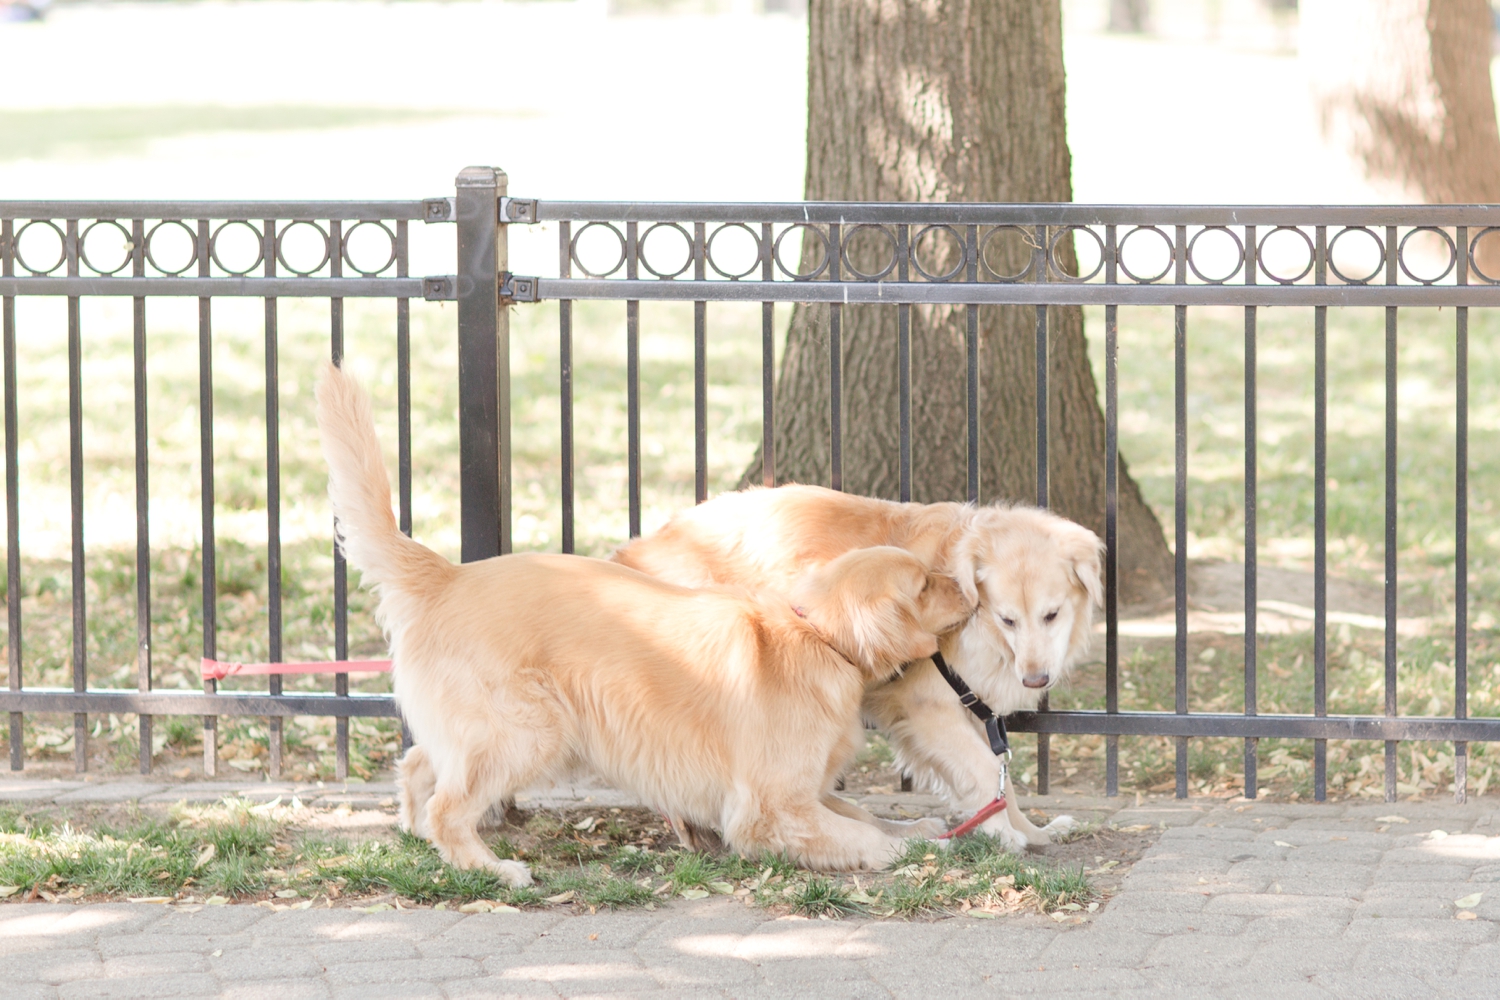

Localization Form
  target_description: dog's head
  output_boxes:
[791,546,973,680]
[948,508,1103,697]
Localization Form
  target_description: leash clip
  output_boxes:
[996,749,1011,800]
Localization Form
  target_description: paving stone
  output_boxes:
[100,952,207,977]
[1305,972,1441,1000]
[0,779,84,801]
[219,980,332,1000]
[1354,939,1473,977]
[330,908,466,939]
[1238,914,1351,940]
[0,948,104,984]
[978,966,1152,994]
[1203,892,1356,918]
[483,953,653,990]
[1094,890,1207,915]
[212,946,325,980]
[1086,909,1246,936]
[57,974,221,999]
[52,783,164,804]
[312,939,420,964]
[323,957,484,985]
[1036,930,1157,968]
[150,905,270,934]
[2,984,61,1000]
[328,985,445,1000]
[98,934,249,958]
[440,977,563,998]
[643,955,764,987]
[520,911,660,952]
[1369,863,1475,882]
[1343,916,1498,943]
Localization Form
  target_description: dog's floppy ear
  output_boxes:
[1058,522,1105,609]
[949,535,983,609]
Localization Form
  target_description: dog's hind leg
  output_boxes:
[1003,793,1076,843]
[730,799,907,872]
[424,745,538,887]
[397,745,437,839]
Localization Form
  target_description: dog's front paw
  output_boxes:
[489,858,534,887]
[1041,814,1077,841]
[977,815,1029,853]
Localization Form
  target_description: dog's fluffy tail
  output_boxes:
[315,362,453,600]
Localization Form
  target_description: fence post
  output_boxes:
[454,166,511,561]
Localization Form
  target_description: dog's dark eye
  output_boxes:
[1043,610,1059,624]
[999,616,1016,628]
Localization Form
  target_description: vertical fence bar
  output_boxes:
[829,223,843,492]
[2,218,19,771]
[1174,226,1188,798]
[898,225,912,503]
[455,166,504,562]
[133,219,152,774]
[67,220,88,772]
[1243,225,1258,798]
[330,219,350,782]
[1242,225,1259,798]
[1034,235,1049,508]
[626,221,641,535]
[1455,225,1469,804]
[967,226,982,505]
[263,219,283,779]
[1029,224,1048,791]
[761,223,775,489]
[559,221,575,552]
[1384,226,1398,802]
[197,218,217,777]
[694,223,708,504]
[1313,226,1329,800]
[1104,225,1119,797]
[396,218,413,755]
[397,219,412,538]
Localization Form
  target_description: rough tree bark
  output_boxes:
[1303,0,1500,270]
[743,0,1173,605]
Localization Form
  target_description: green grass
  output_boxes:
[0,801,1092,918]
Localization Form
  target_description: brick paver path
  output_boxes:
[3,788,1498,998]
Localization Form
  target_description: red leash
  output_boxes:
[940,795,1006,840]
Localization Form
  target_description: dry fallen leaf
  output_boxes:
[1455,893,1483,909]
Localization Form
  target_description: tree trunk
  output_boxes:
[1303,0,1500,271]
[742,0,1174,606]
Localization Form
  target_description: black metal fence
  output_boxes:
[3,165,1496,805]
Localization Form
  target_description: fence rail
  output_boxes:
[1,168,1491,806]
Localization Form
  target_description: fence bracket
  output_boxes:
[499,271,539,304]
[423,197,457,223]
[500,198,538,224]
[423,275,457,301]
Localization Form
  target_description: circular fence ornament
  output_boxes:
[342,220,398,277]
[14,220,67,276]
[145,220,200,276]
[570,222,628,278]
[1185,225,1244,285]
[840,224,898,281]
[773,224,830,281]
[638,222,694,280]
[705,222,762,280]
[978,225,1035,282]
[909,224,967,283]
[1326,226,1385,285]
[1395,226,1456,286]
[276,220,331,277]
[1048,225,1105,283]
[1116,225,1175,284]
[79,220,134,277]
[210,220,265,277]
[1256,226,1315,285]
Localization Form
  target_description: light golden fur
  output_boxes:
[614,484,1104,851]
[315,366,971,882]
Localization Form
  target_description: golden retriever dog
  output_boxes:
[316,366,972,883]
[614,485,1103,852]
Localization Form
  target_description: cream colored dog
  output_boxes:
[614,485,1103,851]
[316,366,972,882]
